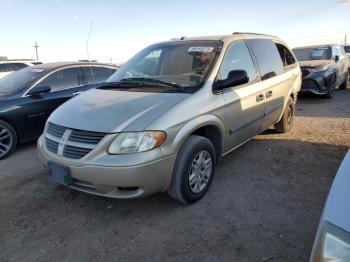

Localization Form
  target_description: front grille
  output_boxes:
[45,122,107,160]
[45,137,59,154]
[63,145,92,159]
[69,130,106,144]
[47,122,67,138]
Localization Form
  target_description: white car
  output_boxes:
[0,60,42,79]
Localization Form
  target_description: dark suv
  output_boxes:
[0,62,117,159]
[293,44,349,98]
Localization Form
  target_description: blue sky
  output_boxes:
[1,0,350,63]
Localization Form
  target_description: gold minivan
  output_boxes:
[37,33,301,204]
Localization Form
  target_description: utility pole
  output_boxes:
[33,41,39,61]
[345,34,347,45]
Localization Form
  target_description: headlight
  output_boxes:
[311,222,350,261]
[311,65,329,72]
[108,131,166,154]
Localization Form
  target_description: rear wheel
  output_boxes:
[274,97,294,133]
[0,120,17,160]
[168,135,216,204]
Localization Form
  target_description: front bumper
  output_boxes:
[37,135,177,199]
[300,69,336,95]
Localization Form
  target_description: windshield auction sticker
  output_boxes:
[188,47,214,53]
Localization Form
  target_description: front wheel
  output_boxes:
[274,97,294,133]
[168,135,216,204]
[339,73,348,90]
[0,120,17,160]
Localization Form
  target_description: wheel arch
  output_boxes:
[172,115,225,164]
[0,116,20,143]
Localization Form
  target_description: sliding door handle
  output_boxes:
[256,94,264,102]
[266,90,273,99]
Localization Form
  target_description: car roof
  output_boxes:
[30,62,117,70]
[0,60,38,64]
[164,32,281,44]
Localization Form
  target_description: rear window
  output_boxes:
[293,47,331,61]
[344,46,350,53]
[247,39,283,80]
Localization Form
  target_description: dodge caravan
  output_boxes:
[37,33,301,204]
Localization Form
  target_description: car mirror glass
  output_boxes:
[27,85,51,96]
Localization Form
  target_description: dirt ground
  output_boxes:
[0,89,349,262]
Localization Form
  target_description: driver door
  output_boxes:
[18,67,85,140]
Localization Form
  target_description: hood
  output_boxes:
[323,150,350,232]
[298,60,333,69]
[49,88,190,133]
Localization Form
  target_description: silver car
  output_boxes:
[37,33,301,204]
[310,150,350,261]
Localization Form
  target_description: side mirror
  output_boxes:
[27,85,51,96]
[213,70,249,91]
[334,55,340,62]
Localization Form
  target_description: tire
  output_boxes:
[323,84,336,98]
[339,73,348,90]
[274,97,294,133]
[168,135,216,204]
[0,120,17,160]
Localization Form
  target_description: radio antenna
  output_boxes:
[86,21,94,61]
[85,21,95,81]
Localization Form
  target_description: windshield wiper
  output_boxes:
[120,77,183,89]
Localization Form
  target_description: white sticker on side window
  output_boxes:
[188,47,214,53]
[31,69,45,73]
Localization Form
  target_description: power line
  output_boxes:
[33,41,39,61]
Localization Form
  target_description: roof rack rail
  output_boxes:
[232,32,276,37]
[171,36,186,40]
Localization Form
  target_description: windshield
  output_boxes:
[344,46,350,53]
[0,67,46,95]
[293,47,331,61]
[105,40,222,92]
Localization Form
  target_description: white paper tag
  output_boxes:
[31,69,45,73]
[188,47,214,53]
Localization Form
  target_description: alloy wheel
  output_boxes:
[287,104,293,126]
[188,150,213,194]
[0,125,12,158]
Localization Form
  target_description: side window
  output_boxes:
[336,46,343,58]
[82,67,116,84]
[12,63,28,70]
[38,67,79,91]
[247,39,284,80]
[0,64,10,72]
[332,46,340,58]
[275,43,296,68]
[218,40,257,83]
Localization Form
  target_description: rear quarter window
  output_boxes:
[82,66,116,84]
[247,39,284,80]
[275,43,296,68]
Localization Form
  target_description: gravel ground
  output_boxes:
[0,89,349,262]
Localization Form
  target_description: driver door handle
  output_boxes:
[73,91,83,96]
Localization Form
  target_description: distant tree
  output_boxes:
[0,56,8,61]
